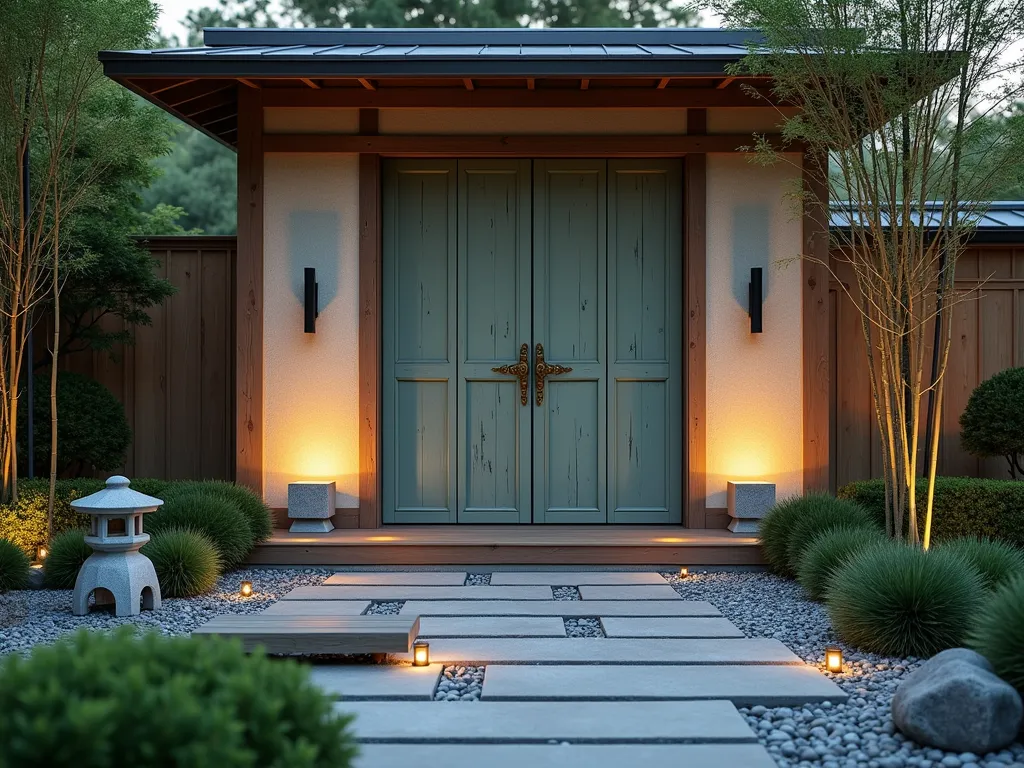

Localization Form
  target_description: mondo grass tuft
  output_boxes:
[936,537,1024,591]
[797,526,885,601]
[0,538,30,592]
[969,575,1024,698]
[759,496,813,577]
[825,539,985,658]
[142,528,221,598]
[785,496,879,575]
[162,481,273,544]
[148,490,254,570]
[43,529,93,589]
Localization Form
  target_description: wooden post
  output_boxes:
[685,108,708,528]
[802,151,830,491]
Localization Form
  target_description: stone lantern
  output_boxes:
[71,476,163,617]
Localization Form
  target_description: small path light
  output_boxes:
[240,580,254,598]
[35,545,48,562]
[679,567,689,578]
[412,639,430,667]
[825,646,844,673]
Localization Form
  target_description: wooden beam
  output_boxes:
[685,108,707,529]
[263,133,796,156]
[235,85,264,494]
[526,78,535,90]
[358,152,382,530]
[463,78,475,91]
[580,78,590,90]
[657,77,671,89]
[260,86,779,109]
[357,78,377,91]
[150,78,197,95]
[300,78,321,89]
[238,78,260,89]
[802,151,831,492]
[359,108,379,135]
[716,76,738,89]
[164,82,235,109]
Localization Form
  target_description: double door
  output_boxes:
[383,159,682,524]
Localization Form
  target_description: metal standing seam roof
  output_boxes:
[829,202,1024,244]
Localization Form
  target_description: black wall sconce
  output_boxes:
[304,267,319,334]
[748,267,763,334]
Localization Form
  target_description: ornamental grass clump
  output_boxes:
[162,480,273,544]
[969,575,1024,698]
[43,529,93,589]
[937,537,1024,591]
[147,489,254,570]
[825,540,985,657]
[0,627,359,767]
[760,496,815,576]
[797,526,885,601]
[0,538,30,592]
[142,528,221,598]
[784,495,879,575]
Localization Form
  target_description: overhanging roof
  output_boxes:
[830,201,1024,244]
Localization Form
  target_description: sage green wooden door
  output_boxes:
[383,159,682,525]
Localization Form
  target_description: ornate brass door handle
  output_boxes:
[492,343,530,406]
[534,343,572,406]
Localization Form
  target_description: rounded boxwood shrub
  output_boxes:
[148,489,254,570]
[43,529,93,589]
[785,495,878,575]
[0,538,30,592]
[0,627,358,767]
[163,480,273,544]
[937,537,1024,591]
[759,496,812,576]
[969,575,1024,698]
[959,366,1024,479]
[142,528,221,598]
[825,539,985,657]
[797,526,884,601]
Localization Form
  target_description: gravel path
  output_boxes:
[662,570,1024,768]
[434,665,485,701]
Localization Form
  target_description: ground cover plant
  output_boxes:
[142,528,221,598]
[0,538,30,592]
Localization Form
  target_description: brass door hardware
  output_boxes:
[492,343,531,406]
[534,343,572,406]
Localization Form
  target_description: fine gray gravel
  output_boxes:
[364,601,404,615]
[661,570,1024,768]
[464,573,491,586]
[434,665,485,701]
[552,586,582,601]
[564,617,605,637]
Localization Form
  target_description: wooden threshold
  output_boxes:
[249,526,764,567]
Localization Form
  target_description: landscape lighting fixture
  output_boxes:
[825,646,843,673]
[240,580,254,598]
[413,640,430,667]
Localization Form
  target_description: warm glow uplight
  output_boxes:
[825,646,843,673]
[679,567,689,578]
[412,640,430,667]
[240,581,254,598]
[36,546,48,562]
[367,536,400,542]
[654,537,690,543]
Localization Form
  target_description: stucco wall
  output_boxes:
[263,154,361,510]
[704,153,804,508]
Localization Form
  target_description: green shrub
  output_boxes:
[18,371,132,475]
[784,495,879,575]
[0,478,102,555]
[838,476,1024,547]
[825,539,985,657]
[142,528,221,598]
[936,537,1024,591]
[969,575,1024,698]
[43,529,93,589]
[0,627,358,767]
[148,489,254,569]
[959,367,1024,479]
[163,481,273,544]
[796,526,885,601]
[130,478,171,498]
[760,496,812,576]
[0,538,30,592]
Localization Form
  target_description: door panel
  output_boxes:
[532,160,608,523]
[383,161,458,523]
[607,160,683,523]
[457,160,533,523]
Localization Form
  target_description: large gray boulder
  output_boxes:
[892,648,1023,754]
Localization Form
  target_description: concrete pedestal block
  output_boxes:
[288,481,336,534]
[73,550,162,617]
[727,481,776,534]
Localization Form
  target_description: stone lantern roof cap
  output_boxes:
[71,476,163,514]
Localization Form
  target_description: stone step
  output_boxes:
[354,744,777,768]
[419,616,567,637]
[489,572,668,586]
[324,572,467,586]
[283,585,553,601]
[310,664,441,700]
[482,663,848,707]
[341,700,757,743]
[600,616,744,638]
[262,601,370,617]
[398,600,720,617]
[578,584,681,600]
[390,637,801,665]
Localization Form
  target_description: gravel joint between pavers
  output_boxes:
[552,586,582,601]
[434,665,485,701]
[564,617,605,638]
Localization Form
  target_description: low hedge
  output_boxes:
[0,479,101,555]
[837,477,1024,548]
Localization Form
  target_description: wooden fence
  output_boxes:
[60,237,236,481]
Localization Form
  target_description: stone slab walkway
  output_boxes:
[600,616,743,638]
[398,599,720,617]
[489,571,669,586]
[418,616,567,637]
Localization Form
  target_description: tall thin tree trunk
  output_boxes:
[47,209,60,544]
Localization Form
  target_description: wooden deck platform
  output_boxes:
[248,526,764,566]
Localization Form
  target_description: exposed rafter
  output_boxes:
[717,76,737,89]
[463,78,475,91]
[657,77,671,89]
[238,78,260,89]
[357,77,376,91]
[580,78,589,90]
[300,78,320,89]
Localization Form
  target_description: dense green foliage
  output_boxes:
[0,538,31,592]
[142,528,221,597]
[129,477,171,498]
[0,628,359,767]
[970,575,1024,697]
[0,479,101,554]
[148,490,255,569]
[759,496,815,576]
[837,477,1024,548]
[18,372,132,476]
[796,526,885,601]
[43,530,93,589]
[825,540,985,657]
[163,480,273,543]
[959,367,1024,479]
[785,496,879,574]
[936,538,1024,591]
